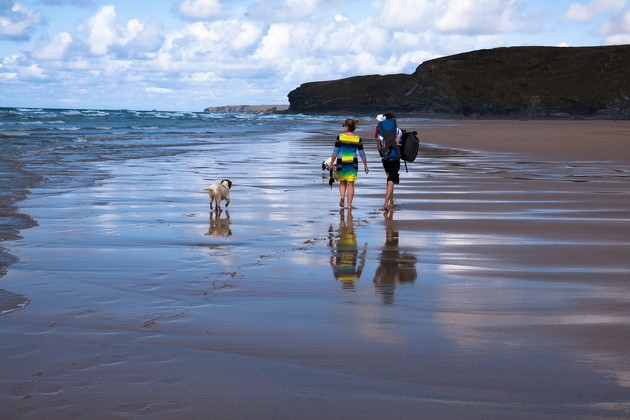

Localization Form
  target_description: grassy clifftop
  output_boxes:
[288,45,630,119]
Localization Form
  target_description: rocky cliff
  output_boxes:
[204,104,289,114]
[287,45,630,119]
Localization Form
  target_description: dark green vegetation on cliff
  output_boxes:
[288,45,630,118]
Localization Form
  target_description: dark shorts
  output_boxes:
[382,159,400,184]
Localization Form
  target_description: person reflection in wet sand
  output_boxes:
[373,209,417,304]
[205,210,231,237]
[329,208,367,291]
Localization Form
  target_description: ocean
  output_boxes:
[0,108,351,212]
[0,107,344,211]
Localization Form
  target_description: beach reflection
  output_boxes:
[329,208,367,291]
[0,288,30,316]
[373,209,418,304]
[205,210,232,237]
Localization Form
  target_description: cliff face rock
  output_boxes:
[287,45,630,118]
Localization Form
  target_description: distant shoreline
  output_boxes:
[203,104,289,114]
[201,105,629,120]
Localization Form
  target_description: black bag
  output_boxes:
[400,130,420,162]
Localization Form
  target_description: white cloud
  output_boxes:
[79,5,164,58]
[284,0,318,11]
[598,10,630,43]
[562,1,630,45]
[227,20,262,51]
[145,86,173,93]
[42,0,91,5]
[85,4,118,55]
[154,18,263,76]
[32,32,73,60]
[563,0,626,23]
[176,0,222,21]
[435,0,517,34]
[181,72,219,83]
[380,0,434,28]
[253,23,293,62]
[125,19,145,42]
[21,63,46,79]
[247,0,321,22]
[0,1,42,39]
[122,18,164,57]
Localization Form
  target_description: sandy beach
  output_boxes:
[1,119,629,419]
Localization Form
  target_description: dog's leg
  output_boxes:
[209,193,214,209]
[225,194,230,208]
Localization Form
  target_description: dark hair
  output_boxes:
[384,112,396,120]
[344,118,358,132]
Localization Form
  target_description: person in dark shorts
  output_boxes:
[375,112,402,210]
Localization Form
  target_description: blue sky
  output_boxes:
[1,0,628,111]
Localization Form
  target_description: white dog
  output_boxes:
[204,179,232,211]
[322,157,338,188]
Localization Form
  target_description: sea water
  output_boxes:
[1,107,347,220]
[0,107,345,203]
[0,108,359,309]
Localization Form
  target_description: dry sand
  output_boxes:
[1,119,629,419]
[410,119,630,160]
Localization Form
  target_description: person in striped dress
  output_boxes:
[330,118,369,208]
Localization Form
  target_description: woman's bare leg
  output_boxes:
[347,181,355,208]
[339,181,347,207]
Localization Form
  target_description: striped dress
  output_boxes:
[333,133,366,182]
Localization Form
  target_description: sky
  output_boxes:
[1,0,629,112]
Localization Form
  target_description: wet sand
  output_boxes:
[1,120,630,419]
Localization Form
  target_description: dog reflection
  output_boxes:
[205,210,232,237]
[373,209,417,304]
[329,208,367,290]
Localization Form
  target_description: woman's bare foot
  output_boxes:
[339,198,345,207]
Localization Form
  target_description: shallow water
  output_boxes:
[0,108,346,312]
[1,109,630,418]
